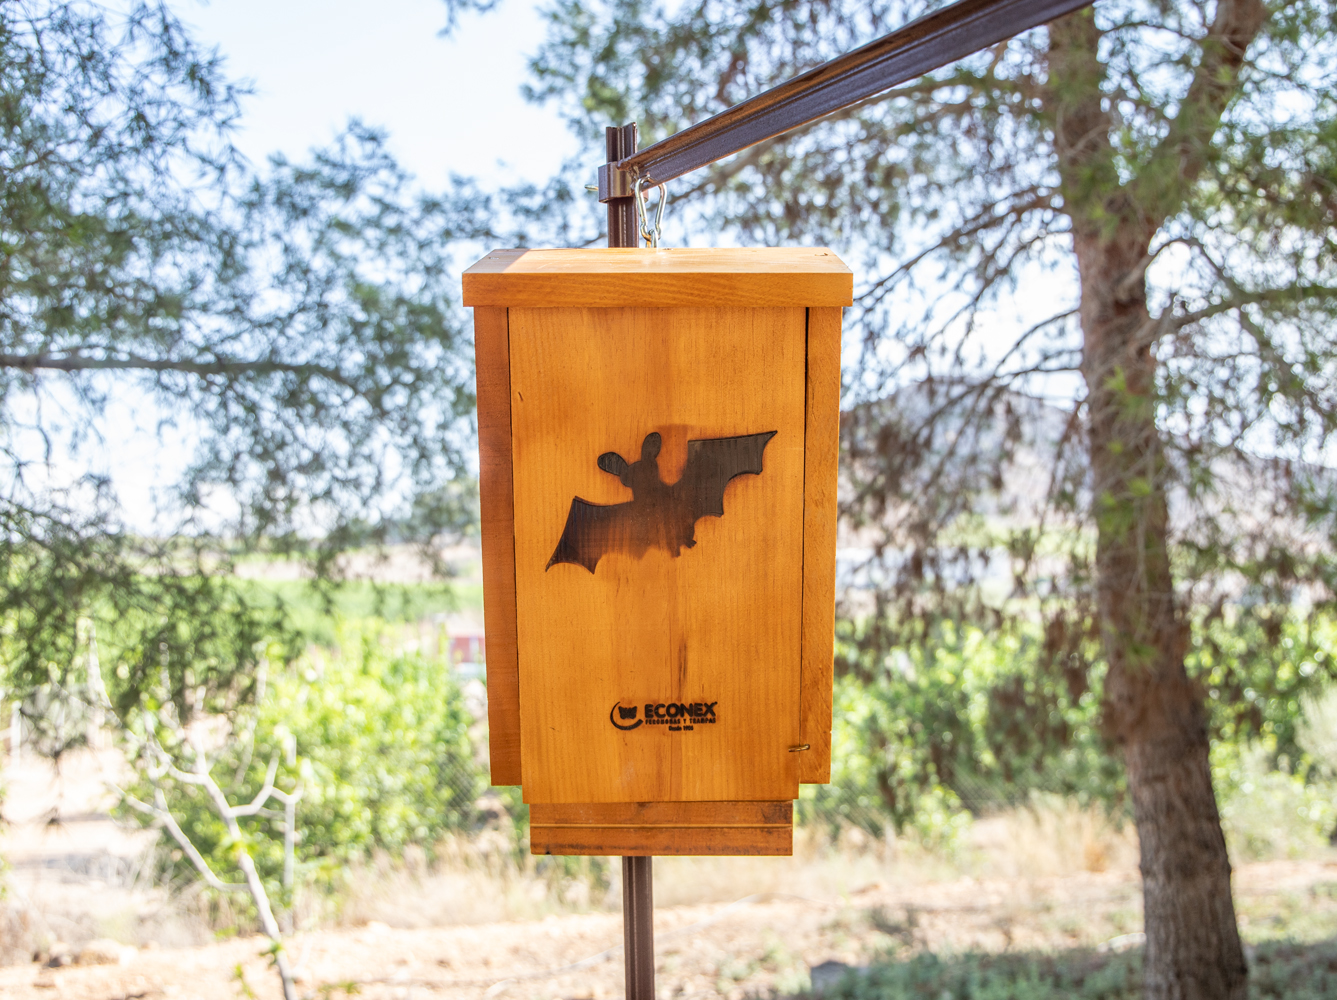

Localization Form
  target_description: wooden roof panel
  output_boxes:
[462,247,853,307]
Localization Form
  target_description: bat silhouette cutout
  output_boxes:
[546,430,777,573]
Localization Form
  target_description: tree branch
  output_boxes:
[1171,284,1337,330]
[860,188,1055,311]
[228,753,280,817]
[120,789,247,892]
[1137,0,1268,215]
[0,351,352,385]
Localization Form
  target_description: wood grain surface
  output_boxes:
[508,307,806,805]
[462,248,853,308]
[530,826,792,856]
[530,801,793,856]
[798,307,842,783]
[530,800,793,826]
[473,306,522,786]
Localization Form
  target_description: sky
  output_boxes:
[171,0,578,188]
[81,0,575,531]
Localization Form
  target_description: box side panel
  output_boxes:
[799,307,841,783]
[509,307,806,804]
[474,306,522,786]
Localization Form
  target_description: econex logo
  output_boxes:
[609,701,718,733]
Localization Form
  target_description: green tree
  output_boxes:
[0,0,496,723]
[523,1,1337,997]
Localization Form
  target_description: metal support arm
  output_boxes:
[598,0,1094,195]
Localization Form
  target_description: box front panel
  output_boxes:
[509,306,806,803]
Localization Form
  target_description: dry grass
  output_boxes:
[333,833,588,928]
[965,796,1140,880]
[4,769,1337,1000]
[330,798,1140,932]
[5,860,1337,1000]
[0,745,1320,976]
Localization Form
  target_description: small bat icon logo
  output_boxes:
[609,702,643,730]
[547,430,777,574]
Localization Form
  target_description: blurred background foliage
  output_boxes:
[119,621,485,918]
[0,1,1335,958]
[805,613,1337,852]
[100,598,1337,921]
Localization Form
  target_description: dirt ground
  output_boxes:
[4,751,1337,1000]
[2,859,1336,1000]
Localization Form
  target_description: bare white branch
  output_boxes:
[120,789,247,893]
[229,753,280,817]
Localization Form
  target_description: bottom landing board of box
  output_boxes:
[528,801,793,856]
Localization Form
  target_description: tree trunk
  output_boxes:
[1075,226,1248,1000]
[1047,10,1251,999]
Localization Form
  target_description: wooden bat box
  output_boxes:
[462,248,851,856]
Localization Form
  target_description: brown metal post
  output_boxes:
[606,122,654,1000]
[622,855,654,1000]
[606,123,639,248]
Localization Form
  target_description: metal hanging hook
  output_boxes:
[633,175,667,248]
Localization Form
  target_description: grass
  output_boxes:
[806,937,1337,999]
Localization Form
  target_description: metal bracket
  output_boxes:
[634,179,667,248]
[618,0,1094,187]
[597,162,636,203]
